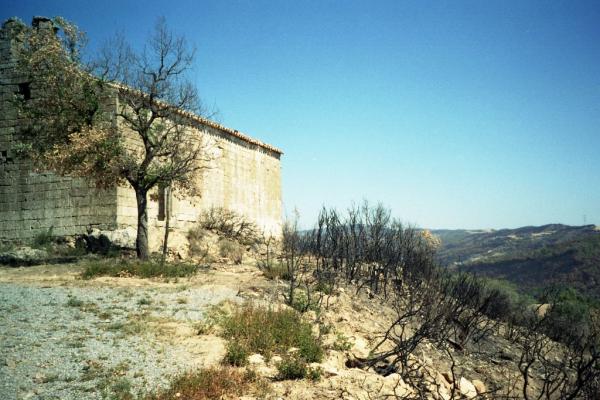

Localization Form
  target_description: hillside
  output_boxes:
[433,224,600,298]
[2,205,599,399]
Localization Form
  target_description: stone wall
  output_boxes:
[0,18,118,241]
[115,121,282,250]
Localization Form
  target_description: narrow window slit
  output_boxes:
[157,185,166,221]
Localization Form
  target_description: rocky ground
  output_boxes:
[0,260,525,400]
[0,263,270,399]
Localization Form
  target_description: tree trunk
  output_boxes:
[135,188,150,260]
[161,186,170,264]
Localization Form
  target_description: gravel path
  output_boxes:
[0,274,244,400]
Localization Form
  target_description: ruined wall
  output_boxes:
[0,18,118,241]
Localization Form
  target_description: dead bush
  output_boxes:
[200,207,260,246]
[219,238,244,264]
[187,226,211,261]
[144,366,269,400]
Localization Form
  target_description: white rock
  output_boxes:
[436,372,451,389]
[472,379,486,394]
[269,355,283,365]
[351,336,371,359]
[248,353,265,365]
[459,377,477,399]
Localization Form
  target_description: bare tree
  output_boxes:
[512,297,600,400]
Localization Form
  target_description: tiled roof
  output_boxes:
[114,84,283,155]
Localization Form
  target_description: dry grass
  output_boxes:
[218,238,244,264]
[81,259,200,280]
[144,366,268,400]
[259,261,291,281]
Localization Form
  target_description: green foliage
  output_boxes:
[137,297,152,306]
[14,17,123,188]
[223,342,249,367]
[289,290,320,314]
[332,333,352,351]
[66,297,84,307]
[479,276,534,321]
[441,225,600,300]
[307,365,323,381]
[220,304,323,363]
[276,355,308,380]
[0,241,15,253]
[32,227,54,248]
[81,259,199,280]
[314,281,334,295]
[276,355,322,381]
[541,287,598,344]
[109,377,134,400]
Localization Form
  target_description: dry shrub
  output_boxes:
[260,261,291,280]
[144,366,268,400]
[200,207,260,246]
[218,238,244,264]
[81,259,199,279]
[187,226,211,261]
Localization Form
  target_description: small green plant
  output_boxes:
[107,322,125,331]
[308,365,323,381]
[259,261,291,281]
[137,297,152,306]
[224,341,249,366]
[320,323,333,335]
[220,303,323,362]
[332,332,352,351]
[314,281,334,295]
[276,355,308,380]
[66,297,84,307]
[98,311,112,320]
[275,356,322,381]
[290,290,320,314]
[32,227,54,248]
[110,377,134,400]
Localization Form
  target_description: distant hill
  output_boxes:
[433,224,600,298]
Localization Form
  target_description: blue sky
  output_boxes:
[3,0,599,229]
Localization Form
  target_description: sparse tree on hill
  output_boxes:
[14,16,212,259]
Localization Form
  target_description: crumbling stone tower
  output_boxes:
[0,17,120,241]
[0,17,282,245]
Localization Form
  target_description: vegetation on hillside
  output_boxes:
[434,225,600,299]
[81,258,201,279]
